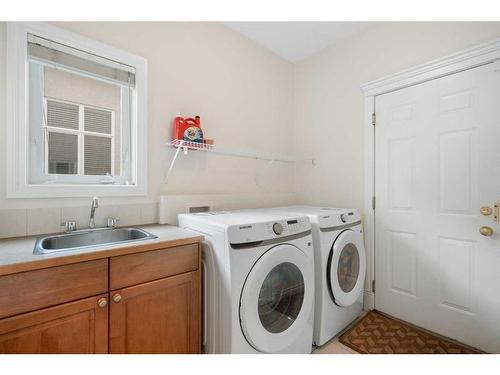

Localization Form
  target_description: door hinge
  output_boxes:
[372,112,376,126]
[372,279,376,293]
[372,196,376,210]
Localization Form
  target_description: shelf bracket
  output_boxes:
[165,140,185,183]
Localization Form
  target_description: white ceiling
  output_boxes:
[224,22,369,63]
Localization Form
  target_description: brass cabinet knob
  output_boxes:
[480,226,494,237]
[97,298,108,308]
[112,294,122,303]
[480,206,493,216]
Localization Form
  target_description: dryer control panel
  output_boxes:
[228,216,310,245]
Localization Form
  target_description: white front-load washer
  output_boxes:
[262,206,366,346]
[178,211,315,354]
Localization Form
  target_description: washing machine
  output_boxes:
[178,210,315,354]
[262,206,366,346]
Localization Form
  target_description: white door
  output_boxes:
[239,244,314,353]
[375,62,500,353]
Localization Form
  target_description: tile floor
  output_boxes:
[313,337,358,354]
[312,311,368,354]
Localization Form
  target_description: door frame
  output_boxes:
[360,37,500,310]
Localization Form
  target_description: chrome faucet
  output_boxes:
[89,197,99,228]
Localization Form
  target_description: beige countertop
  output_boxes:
[0,224,203,276]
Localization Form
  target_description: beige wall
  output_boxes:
[3,21,500,223]
[293,22,500,214]
[0,22,295,210]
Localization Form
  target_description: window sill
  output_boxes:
[7,183,147,199]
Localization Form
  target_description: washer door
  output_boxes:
[239,244,313,353]
[327,229,366,307]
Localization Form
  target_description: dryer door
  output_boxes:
[327,229,366,307]
[239,244,314,353]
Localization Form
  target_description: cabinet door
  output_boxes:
[0,294,108,354]
[109,271,200,354]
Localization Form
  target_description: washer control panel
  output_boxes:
[264,217,309,238]
[228,216,310,245]
[272,222,284,235]
[317,208,361,229]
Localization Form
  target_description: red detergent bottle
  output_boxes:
[172,113,203,144]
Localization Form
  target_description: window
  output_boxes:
[45,99,115,177]
[28,34,131,186]
[6,22,147,197]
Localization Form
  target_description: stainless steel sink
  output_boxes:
[33,227,158,255]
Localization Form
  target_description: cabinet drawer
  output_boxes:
[110,244,199,290]
[0,259,108,319]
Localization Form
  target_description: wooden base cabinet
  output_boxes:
[109,271,200,354]
[0,294,108,354]
[0,242,201,354]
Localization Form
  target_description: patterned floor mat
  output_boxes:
[339,310,481,354]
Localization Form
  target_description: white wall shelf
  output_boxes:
[163,140,314,182]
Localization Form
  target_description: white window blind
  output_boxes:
[47,99,79,130]
[84,107,112,134]
[48,132,78,174]
[84,107,113,176]
[84,135,112,175]
[27,33,136,87]
[44,98,115,177]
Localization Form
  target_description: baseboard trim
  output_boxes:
[363,290,374,311]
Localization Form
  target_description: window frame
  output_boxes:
[6,22,148,198]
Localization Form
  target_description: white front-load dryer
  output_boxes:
[178,211,315,353]
[263,206,366,346]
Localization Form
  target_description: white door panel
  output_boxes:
[375,63,500,353]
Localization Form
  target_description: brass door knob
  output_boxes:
[97,298,107,308]
[480,206,493,216]
[112,294,122,303]
[479,226,494,237]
